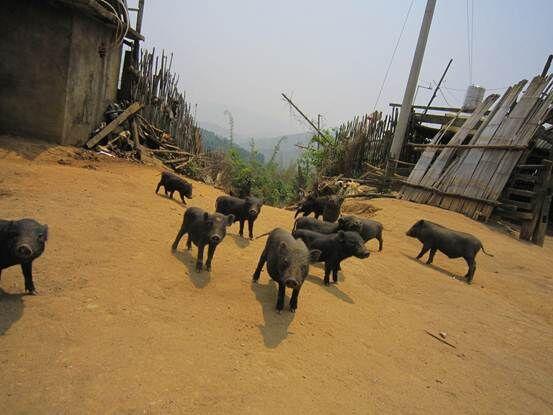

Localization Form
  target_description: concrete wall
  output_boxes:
[0,0,121,145]
[0,0,72,142]
[63,10,121,146]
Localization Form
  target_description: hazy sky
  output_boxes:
[136,0,552,138]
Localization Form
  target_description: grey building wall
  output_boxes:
[0,0,121,145]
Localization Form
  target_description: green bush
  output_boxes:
[226,139,297,207]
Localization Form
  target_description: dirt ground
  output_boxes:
[1,136,552,414]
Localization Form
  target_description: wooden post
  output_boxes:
[422,58,453,116]
[532,160,553,246]
[281,93,325,138]
[131,118,142,160]
[389,0,437,162]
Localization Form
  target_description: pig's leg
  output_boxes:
[179,192,186,205]
[21,262,36,294]
[332,261,340,283]
[155,181,162,194]
[252,249,267,282]
[465,257,476,284]
[247,218,254,240]
[416,244,430,260]
[289,287,300,312]
[239,219,245,237]
[186,235,192,250]
[205,244,217,271]
[378,234,384,251]
[426,248,437,264]
[276,282,286,313]
[324,261,332,286]
[171,227,186,250]
[196,244,205,272]
[169,191,175,200]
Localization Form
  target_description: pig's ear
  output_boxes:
[40,224,49,242]
[417,219,425,226]
[337,230,346,242]
[226,214,235,226]
[309,249,321,262]
[203,212,209,221]
[279,241,288,254]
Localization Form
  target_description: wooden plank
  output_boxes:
[506,188,536,197]
[513,174,540,183]
[495,209,534,221]
[531,160,553,245]
[86,102,143,149]
[400,113,461,201]
[418,96,499,205]
[476,75,553,219]
[402,182,501,205]
[499,199,534,211]
[408,143,526,150]
[415,113,472,128]
[438,82,526,212]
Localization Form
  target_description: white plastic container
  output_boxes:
[462,85,486,112]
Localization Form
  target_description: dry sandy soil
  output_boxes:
[1,136,552,414]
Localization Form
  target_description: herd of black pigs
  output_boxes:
[0,170,493,313]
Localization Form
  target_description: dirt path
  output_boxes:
[1,137,552,414]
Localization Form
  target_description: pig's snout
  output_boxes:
[248,209,258,217]
[210,235,221,244]
[357,249,370,259]
[16,244,33,258]
[285,279,299,289]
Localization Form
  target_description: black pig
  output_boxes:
[252,228,320,313]
[294,195,344,222]
[215,195,263,239]
[293,216,361,234]
[340,215,384,251]
[406,219,493,284]
[172,207,234,272]
[155,171,193,204]
[0,219,48,294]
[292,229,370,285]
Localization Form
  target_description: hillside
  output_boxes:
[239,132,312,167]
[201,128,264,163]
[1,136,552,413]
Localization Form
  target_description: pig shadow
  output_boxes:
[171,249,211,288]
[228,233,250,249]
[0,289,25,335]
[401,253,468,283]
[155,192,187,208]
[250,280,295,348]
[306,274,355,304]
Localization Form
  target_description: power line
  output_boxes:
[372,0,415,110]
[433,80,451,106]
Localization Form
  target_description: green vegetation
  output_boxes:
[202,127,339,207]
[226,138,297,207]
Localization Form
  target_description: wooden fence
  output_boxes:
[401,74,553,224]
[329,109,398,177]
[130,49,202,154]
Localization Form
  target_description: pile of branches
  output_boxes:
[84,101,217,181]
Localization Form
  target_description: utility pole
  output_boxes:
[281,93,325,138]
[388,0,437,162]
[422,58,453,115]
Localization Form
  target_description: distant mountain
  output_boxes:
[245,132,312,166]
[200,128,264,163]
